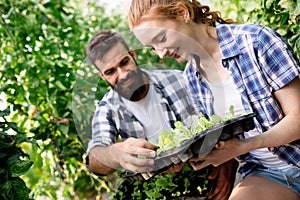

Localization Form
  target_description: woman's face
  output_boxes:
[133,19,196,63]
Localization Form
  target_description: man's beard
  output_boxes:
[111,67,148,101]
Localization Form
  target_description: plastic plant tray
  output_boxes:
[154,113,256,171]
[152,139,194,171]
[191,113,256,157]
[122,113,256,180]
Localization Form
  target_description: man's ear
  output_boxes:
[94,60,105,79]
[129,49,136,58]
[176,2,191,23]
[98,71,105,79]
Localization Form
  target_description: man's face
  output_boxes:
[95,43,146,101]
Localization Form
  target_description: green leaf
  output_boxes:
[0,181,11,199]
[0,168,5,175]
[0,107,11,117]
[58,124,69,135]
[0,152,7,159]
[0,178,31,200]
[0,84,12,93]
[0,140,14,149]
[280,12,289,26]
[7,122,24,134]
[8,160,33,177]
[55,80,67,90]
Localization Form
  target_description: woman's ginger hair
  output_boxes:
[128,0,236,29]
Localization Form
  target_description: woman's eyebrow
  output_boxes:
[151,30,166,43]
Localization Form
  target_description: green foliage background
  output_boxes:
[0,0,299,199]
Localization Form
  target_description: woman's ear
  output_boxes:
[176,2,191,23]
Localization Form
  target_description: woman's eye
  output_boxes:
[149,47,155,51]
[145,46,157,52]
[158,35,166,43]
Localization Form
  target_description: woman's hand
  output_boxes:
[189,138,247,170]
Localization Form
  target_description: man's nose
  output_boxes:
[117,67,128,80]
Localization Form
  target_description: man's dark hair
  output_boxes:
[86,30,130,69]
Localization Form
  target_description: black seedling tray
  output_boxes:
[191,113,256,157]
[122,113,256,180]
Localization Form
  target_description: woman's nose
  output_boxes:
[155,48,168,59]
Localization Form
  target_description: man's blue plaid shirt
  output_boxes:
[184,23,300,176]
[87,70,197,156]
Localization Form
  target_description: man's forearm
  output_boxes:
[88,145,119,175]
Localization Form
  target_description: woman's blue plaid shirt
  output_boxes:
[184,23,300,176]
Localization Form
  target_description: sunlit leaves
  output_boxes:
[0,104,34,200]
[247,0,300,57]
[1,0,134,199]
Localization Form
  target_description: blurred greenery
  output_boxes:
[210,0,300,57]
[0,0,299,199]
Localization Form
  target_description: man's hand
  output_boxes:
[89,137,159,174]
[113,138,159,172]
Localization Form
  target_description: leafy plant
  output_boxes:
[0,0,124,198]
[210,0,300,58]
[157,107,235,154]
[247,0,300,58]
[0,106,35,200]
[113,164,212,200]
